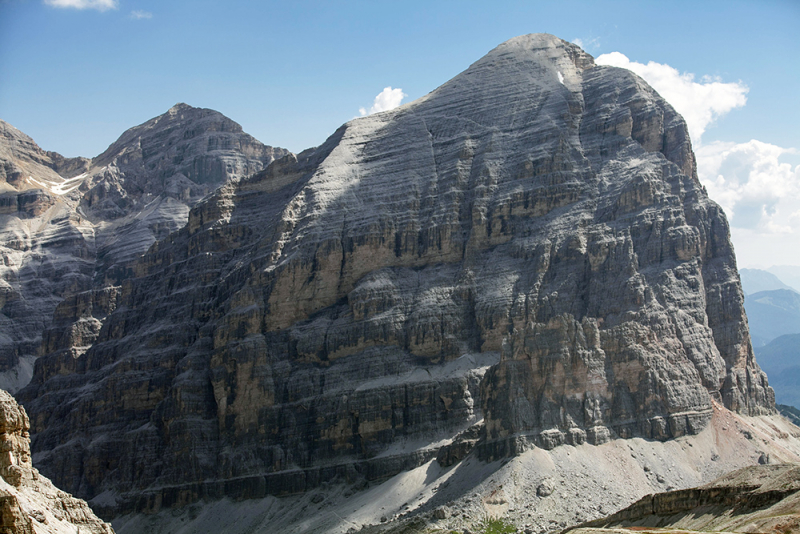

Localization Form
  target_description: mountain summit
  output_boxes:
[15,35,788,531]
[0,105,287,392]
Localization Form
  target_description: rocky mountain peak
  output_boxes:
[80,103,291,275]
[167,102,194,114]
[0,107,288,394]
[92,102,278,184]
[476,33,595,74]
[0,119,90,192]
[16,34,776,523]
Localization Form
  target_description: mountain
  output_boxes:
[0,107,288,393]
[744,289,800,347]
[0,120,97,393]
[778,404,800,424]
[769,368,800,408]
[13,34,788,531]
[767,265,800,293]
[756,333,800,376]
[85,103,289,278]
[0,119,90,191]
[739,268,797,295]
[755,333,800,408]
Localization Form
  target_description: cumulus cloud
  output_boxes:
[696,140,800,235]
[359,87,407,116]
[130,10,152,19]
[595,52,748,144]
[43,0,118,10]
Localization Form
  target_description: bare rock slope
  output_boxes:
[0,108,288,392]
[112,404,800,534]
[0,389,114,533]
[567,462,800,534]
[18,34,774,521]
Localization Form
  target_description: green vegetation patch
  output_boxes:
[478,516,517,534]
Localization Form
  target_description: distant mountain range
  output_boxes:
[745,289,800,347]
[766,265,800,293]
[740,267,798,295]
[742,268,800,409]
[755,333,800,407]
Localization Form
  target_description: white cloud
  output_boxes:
[730,227,800,267]
[359,87,407,116]
[44,0,118,10]
[130,10,152,19]
[696,140,800,236]
[595,52,748,144]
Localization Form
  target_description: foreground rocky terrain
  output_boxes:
[0,108,288,392]
[0,389,114,533]
[112,402,800,533]
[4,33,789,532]
[567,462,800,534]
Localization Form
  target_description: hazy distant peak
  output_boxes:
[740,267,797,295]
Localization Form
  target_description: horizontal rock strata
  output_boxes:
[0,389,114,533]
[17,34,773,516]
[0,108,287,392]
[568,463,800,534]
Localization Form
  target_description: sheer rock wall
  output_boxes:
[17,34,773,515]
[0,108,287,391]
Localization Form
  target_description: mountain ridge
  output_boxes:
[0,105,288,392]
[745,289,800,347]
[14,36,777,527]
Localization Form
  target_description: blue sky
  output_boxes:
[1,0,799,266]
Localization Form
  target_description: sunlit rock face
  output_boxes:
[0,389,115,533]
[86,103,291,280]
[18,34,772,515]
[0,120,95,393]
[0,107,287,392]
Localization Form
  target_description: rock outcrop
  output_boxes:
[0,389,114,533]
[567,463,800,534]
[0,109,287,392]
[0,120,90,192]
[109,405,800,534]
[17,33,773,519]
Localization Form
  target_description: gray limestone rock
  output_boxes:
[0,121,97,392]
[16,34,773,518]
[0,389,114,533]
[0,108,287,392]
[85,103,290,281]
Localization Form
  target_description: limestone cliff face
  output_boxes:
[85,103,290,279]
[0,120,90,192]
[0,120,96,393]
[0,389,114,533]
[18,34,772,514]
[0,109,287,392]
